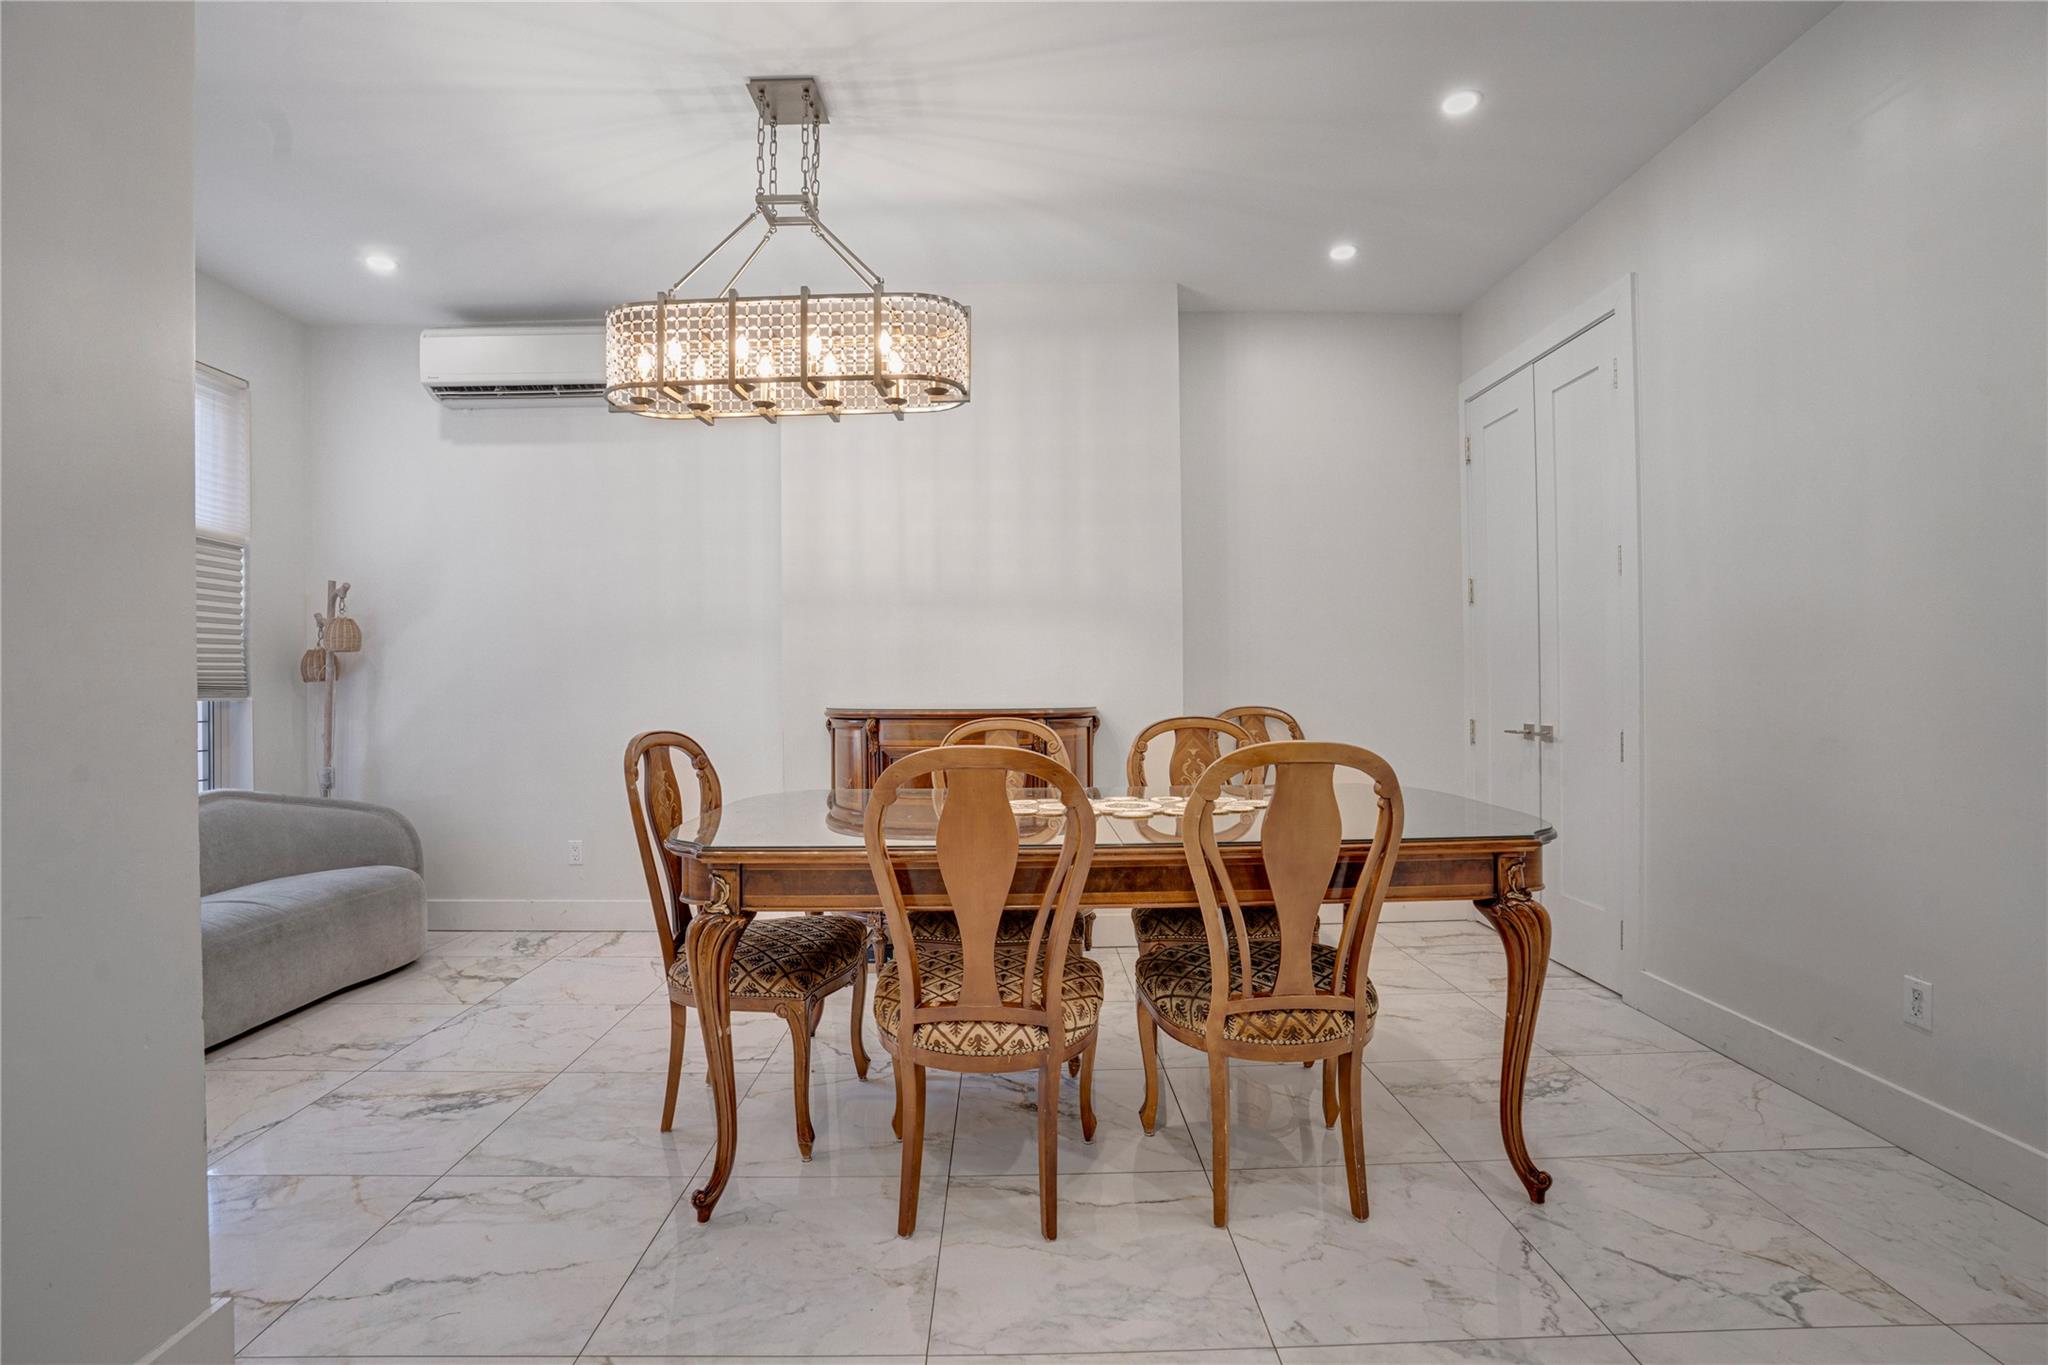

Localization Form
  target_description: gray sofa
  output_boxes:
[199,791,427,1047]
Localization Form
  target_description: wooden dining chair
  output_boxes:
[1125,715,1284,958]
[865,744,1101,1240]
[1134,740,1403,1226]
[625,730,872,1160]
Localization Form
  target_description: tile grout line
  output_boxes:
[1523,1046,1724,1157]
[1694,1147,1969,1327]
[1441,1152,1613,1337]
[204,1068,361,1167]
[569,1178,694,1362]
[216,1168,435,1360]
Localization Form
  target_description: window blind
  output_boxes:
[195,364,250,700]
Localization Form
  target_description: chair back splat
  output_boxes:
[938,716,1096,952]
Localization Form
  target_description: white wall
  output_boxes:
[1,5,230,1361]
[1179,312,1466,790]
[302,284,1186,924]
[779,282,1187,790]
[197,272,312,793]
[303,327,782,929]
[1462,2,2047,1215]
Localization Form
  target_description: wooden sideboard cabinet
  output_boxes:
[826,706,1100,795]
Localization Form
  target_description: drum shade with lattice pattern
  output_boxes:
[605,290,968,422]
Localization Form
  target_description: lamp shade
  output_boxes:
[322,615,362,653]
[299,648,339,682]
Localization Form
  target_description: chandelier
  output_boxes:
[606,77,970,424]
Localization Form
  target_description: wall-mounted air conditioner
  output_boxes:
[419,322,606,408]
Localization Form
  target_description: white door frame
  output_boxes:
[1457,274,1645,992]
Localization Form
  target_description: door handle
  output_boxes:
[1503,723,1537,738]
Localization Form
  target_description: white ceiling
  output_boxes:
[195,2,1828,325]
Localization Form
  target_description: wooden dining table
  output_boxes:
[664,784,1558,1222]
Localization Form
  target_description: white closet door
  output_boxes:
[1467,369,1542,818]
[1534,316,1629,986]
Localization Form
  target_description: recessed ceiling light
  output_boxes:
[1328,243,1358,263]
[361,252,397,275]
[1441,89,1483,118]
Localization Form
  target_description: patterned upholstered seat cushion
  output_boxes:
[907,909,1039,944]
[666,912,868,1002]
[1134,940,1377,1046]
[1131,904,1281,946]
[874,948,1103,1058]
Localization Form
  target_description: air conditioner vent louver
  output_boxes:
[427,382,606,400]
[420,323,606,409]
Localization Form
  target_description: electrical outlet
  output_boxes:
[567,839,584,867]
[1903,975,1932,1031]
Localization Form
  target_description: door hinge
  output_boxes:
[1463,435,1472,464]
[1617,544,1623,575]
[1611,356,1619,389]
[1620,920,1626,949]
[1468,718,1477,745]
[1466,577,1475,605]
[1619,730,1626,762]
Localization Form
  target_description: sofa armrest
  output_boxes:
[198,791,424,895]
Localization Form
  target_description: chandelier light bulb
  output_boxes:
[755,352,774,380]
[636,347,655,379]
[807,329,822,358]
[734,333,750,362]
[691,355,708,381]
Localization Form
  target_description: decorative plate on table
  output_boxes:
[1092,797,1162,818]
[1008,798,1068,816]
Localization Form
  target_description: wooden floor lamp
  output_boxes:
[299,579,361,798]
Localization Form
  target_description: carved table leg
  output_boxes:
[1472,854,1555,1204]
[686,875,749,1222]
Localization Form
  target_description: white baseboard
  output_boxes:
[138,1297,235,1365]
[429,898,647,931]
[1631,969,2048,1222]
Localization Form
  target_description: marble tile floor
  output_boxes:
[207,925,2047,1364]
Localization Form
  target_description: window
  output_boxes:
[195,364,250,703]
[197,699,220,793]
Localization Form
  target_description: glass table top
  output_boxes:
[664,785,1552,854]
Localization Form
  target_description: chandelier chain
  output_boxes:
[754,113,767,198]
[801,87,821,203]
